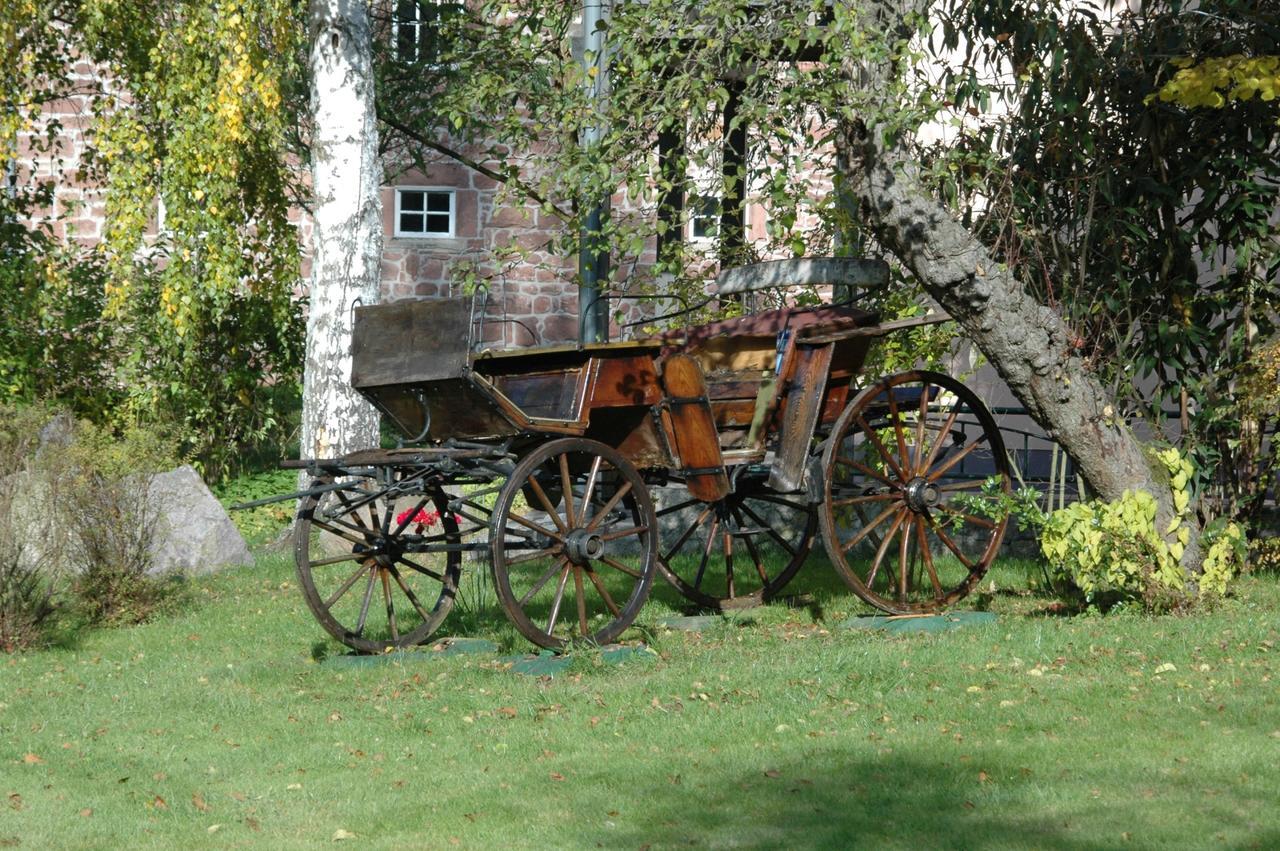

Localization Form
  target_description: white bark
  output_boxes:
[301,0,382,462]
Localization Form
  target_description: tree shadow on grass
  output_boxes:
[557,746,1280,850]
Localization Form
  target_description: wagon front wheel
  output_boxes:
[819,370,1010,613]
[491,438,658,650]
[295,471,461,653]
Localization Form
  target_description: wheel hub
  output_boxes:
[904,477,941,513]
[564,528,606,565]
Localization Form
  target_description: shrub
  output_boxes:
[58,419,180,626]
[0,404,64,650]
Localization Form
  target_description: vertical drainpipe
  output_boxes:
[579,0,609,344]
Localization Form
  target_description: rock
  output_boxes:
[146,465,252,575]
[35,412,76,459]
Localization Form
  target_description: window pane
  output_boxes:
[399,191,424,212]
[400,212,425,233]
[425,213,450,233]
[425,192,451,213]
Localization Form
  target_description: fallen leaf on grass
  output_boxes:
[978,771,991,783]
[192,793,209,813]
[207,825,222,834]
[21,753,42,765]
[7,794,21,811]
[332,828,356,841]
[549,772,566,782]
[245,817,261,831]
[1154,663,1177,675]
[151,795,168,810]
[79,808,93,818]
[497,706,517,718]
[763,769,781,779]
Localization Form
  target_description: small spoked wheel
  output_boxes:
[491,438,658,650]
[819,370,1010,613]
[295,470,461,653]
[656,475,816,610]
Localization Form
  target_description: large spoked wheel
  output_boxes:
[490,438,658,650]
[656,473,816,610]
[295,470,462,653]
[819,370,1010,613]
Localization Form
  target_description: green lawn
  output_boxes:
[2,551,1278,849]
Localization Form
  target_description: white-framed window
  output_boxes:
[688,194,721,242]
[393,0,462,64]
[394,187,456,238]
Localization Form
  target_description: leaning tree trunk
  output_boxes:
[300,0,382,465]
[839,125,1202,570]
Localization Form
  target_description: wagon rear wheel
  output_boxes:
[819,370,1010,613]
[656,477,816,610]
[295,471,461,653]
[491,438,658,650]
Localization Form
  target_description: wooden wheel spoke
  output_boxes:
[936,480,986,492]
[723,523,735,599]
[927,513,977,569]
[354,569,377,636]
[545,561,573,636]
[918,404,961,476]
[599,555,643,579]
[396,556,446,583]
[854,413,908,481]
[927,433,988,481]
[835,456,901,490]
[737,501,797,556]
[309,552,366,568]
[307,519,370,548]
[598,525,648,542]
[324,562,373,610]
[657,497,701,517]
[751,495,812,514]
[692,515,720,591]
[391,494,433,536]
[521,556,570,607]
[583,480,634,532]
[915,382,931,472]
[865,509,908,591]
[840,500,901,554]
[381,570,399,642]
[504,510,566,543]
[916,517,943,595]
[504,545,563,567]
[936,503,997,530]
[731,505,769,585]
[583,564,621,618]
[573,565,589,635]
[526,476,568,534]
[388,565,435,623]
[884,389,911,472]
[661,504,714,562]
[558,453,577,527]
[830,491,897,508]
[898,509,911,600]
[581,456,604,519]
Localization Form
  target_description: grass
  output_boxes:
[2,547,1278,849]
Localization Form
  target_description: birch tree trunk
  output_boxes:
[300,0,382,464]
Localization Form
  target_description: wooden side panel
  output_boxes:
[661,354,730,502]
[351,298,471,388]
[589,355,664,409]
[768,343,835,492]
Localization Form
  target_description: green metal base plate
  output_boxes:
[497,644,658,676]
[839,611,997,634]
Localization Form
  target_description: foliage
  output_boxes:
[0,1,306,478]
[1038,449,1242,610]
[213,467,297,545]
[1153,55,1280,108]
[377,0,952,355]
[934,0,1280,527]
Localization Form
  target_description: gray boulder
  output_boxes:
[146,465,252,575]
